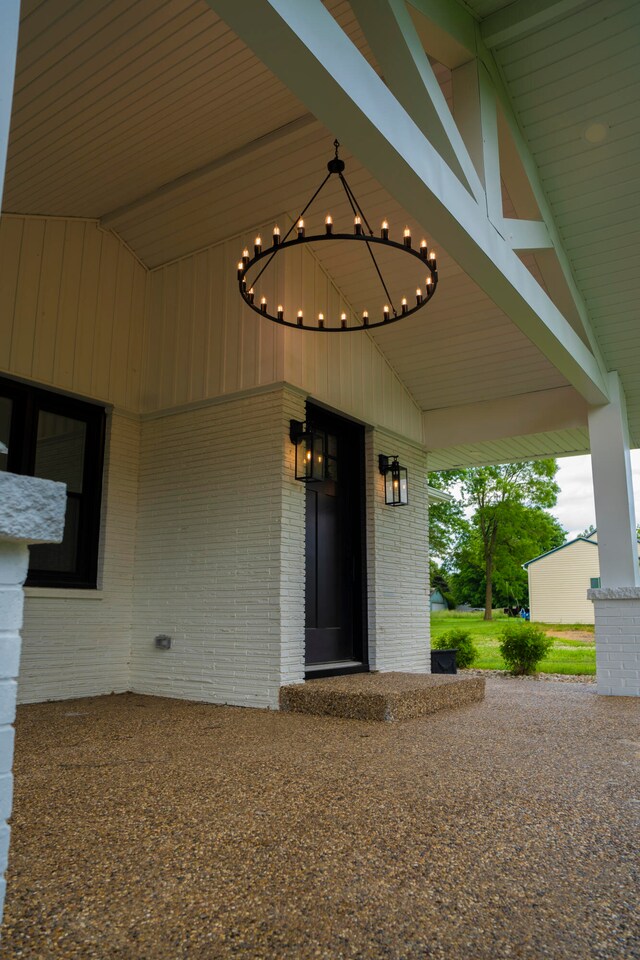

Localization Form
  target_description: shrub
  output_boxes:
[499,621,553,675]
[442,591,457,611]
[432,628,477,669]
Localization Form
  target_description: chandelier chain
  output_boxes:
[251,170,333,289]
[338,173,397,316]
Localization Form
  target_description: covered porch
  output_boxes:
[1,0,637,703]
[1,0,640,942]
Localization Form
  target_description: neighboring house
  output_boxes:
[524,532,640,624]
[430,590,447,612]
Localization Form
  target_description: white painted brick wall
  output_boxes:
[130,388,305,709]
[18,414,140,703]
[366,429,430,673]
[15,388,433,710]
[279,389,306,687]
[590,593,640,695]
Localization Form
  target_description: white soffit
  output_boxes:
[427,427,591,471]
[4,0,639,448]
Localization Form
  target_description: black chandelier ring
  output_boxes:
[235,139,439,333]
[238,232,438,332]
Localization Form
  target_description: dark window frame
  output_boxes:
[0,376,106,589]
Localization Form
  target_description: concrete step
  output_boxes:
[280,671,485,722]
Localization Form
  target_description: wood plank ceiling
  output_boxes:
[481,0,640,446]
[4,0,639,451]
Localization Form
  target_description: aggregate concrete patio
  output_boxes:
[2,680,639,960]
[280,672,485,720]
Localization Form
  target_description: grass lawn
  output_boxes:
[431,611,596,675]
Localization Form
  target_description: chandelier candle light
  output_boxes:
[236,140,438,331]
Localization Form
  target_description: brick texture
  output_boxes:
[18,414,140,703]
[130,388,305,709]
[592,599,640,696]
[366,429,430,673]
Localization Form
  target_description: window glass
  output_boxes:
[34,411,86,493]
[325,431,338,482]
[29,497,80,573]
[0,376,105,588]
[0,397,10,471]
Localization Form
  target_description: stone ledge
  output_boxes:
[280,671,485,722]
[0,474,66,544]
[588,587,640,601]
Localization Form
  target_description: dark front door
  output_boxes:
[305,405,366,670]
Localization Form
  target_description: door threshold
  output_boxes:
[305,661,369,680]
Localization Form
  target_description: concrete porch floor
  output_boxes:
[2,682,639,959]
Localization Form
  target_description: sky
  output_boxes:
[551,450,640,541]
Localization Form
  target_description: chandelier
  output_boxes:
[236,141,438,332]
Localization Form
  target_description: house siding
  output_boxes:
[141,228,285,413]
[146,232,423,442]
[528,539,599,624]
[282,242,423,443]
[0,215,146,412]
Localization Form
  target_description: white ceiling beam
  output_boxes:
[502,219,552,251]
[481,0,594,49]
[100,113,318,228]
[205,0,609,405]
[423,386,587,450]
[449,60,485,190]
[350,0,484,201]
[477,63,503,225]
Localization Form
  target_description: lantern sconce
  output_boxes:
[378,454,409,506]
[290,420,325,482]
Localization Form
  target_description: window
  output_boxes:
[0,377,106,588]
[590,577,601,589]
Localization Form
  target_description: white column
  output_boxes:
[587,371,640,696]
[0,474,66,922]
[588,372,639,588]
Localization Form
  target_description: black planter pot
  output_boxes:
[430,648,457,674]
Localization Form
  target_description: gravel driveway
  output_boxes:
[2,680,639,959]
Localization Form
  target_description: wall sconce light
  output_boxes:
[290,420,325,482]
[378,454,408,506]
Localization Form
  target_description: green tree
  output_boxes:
[451,505,565,611]
[456,461,560,620]
[427,469,468,561]
[579,525,596,538]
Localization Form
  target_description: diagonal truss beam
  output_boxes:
[350,0,485,203]
[407,0,601,352]
[206,0,609,406]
